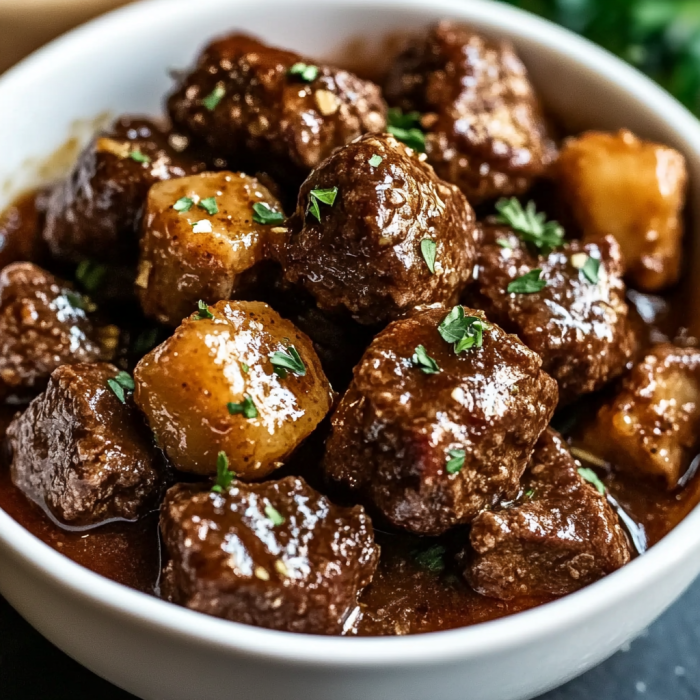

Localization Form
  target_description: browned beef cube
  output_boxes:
[464,429,630,599]
[0,263,103,401]
[384,21,556,204]
[160,477,379,634]
[167,34,386,185]
[584,344,700,489]
[467,226,635,404]
[281,133,477,326]
[43,117,206,264]
[324,305,558,535]
[7,363,165,527]
[0,190,46,269]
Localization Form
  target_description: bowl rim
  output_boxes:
[2,0,700,669]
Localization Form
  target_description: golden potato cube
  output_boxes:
[584,344,700,489]
[137,171,286,326]
[557,130,687,291]
[134,300,333,478]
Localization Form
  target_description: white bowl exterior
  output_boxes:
[1,1,700,699]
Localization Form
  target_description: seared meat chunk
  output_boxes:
[584,344,700,489]
[557,130,687,291]
[384,21,556,204]
[281,133,477,325]
[324,305,558,535]
[134,300,333,478]
[0,191,46,269]
[137,171,285,326]
[464,429,630,599]
[167,33,386,184]
[7,363,164,527]
[161,477,379,634]
[0,263,103,401]
[43,117,205,264]
[468,226,634,404]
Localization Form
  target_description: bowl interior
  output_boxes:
[1,0,700,668]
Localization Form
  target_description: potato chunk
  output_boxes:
[557,130,687,291]
[134,301,333,477]
[584,344,700,489]
[137,172,285,326]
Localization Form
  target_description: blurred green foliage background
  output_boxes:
[502,0,700,115]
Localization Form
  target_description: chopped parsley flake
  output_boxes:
[265,503,285,526]
[240,362,250,374]
[129,149,151,164]
[288,62,319,82]
[420,238,437,274]
[228,394,258,419]
[198,196,218,215]
[495,198,564,251]
[578,467,606,495]
[252,202,285,225]
[212,451,235,493]
[133,327,160,355]
[270,346,306,378]
[387,107,426,152]
[413,543,446,573]
[496,238,514,249]
[438,306,489,354]
[76,260,107,293]
[446,448,466,474]
[192,219,213,233]
[173,196,194,212]
[202,85,226,111]
[412,345,440,374]
[581,256,601,284]
[193,300,214,320]
[65,290,96,313]
[307,186,338,222]
[507,268,547,294]
[106,371,134,404]
[369,154,383,167]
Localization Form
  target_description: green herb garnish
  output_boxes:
[369,154,383,167]
[438,306,489,354]
[65,290,96,313]
[496,238,514,249]
[412,345,440,374]
[106,371,134,404]
[212,451,235,493]
[193,300,214,320]
[495,198,564,251]
[197,197,218,215]
[129,149,150,164]
[306,186,338,222]
[228,394,258,419]
[288,62,319,82]
[133,327,160,355]
[252,202,285,225]
[582,256,601,284]
[507,269,547,294]
[202,85,226,111]
[270,346,306,378]
[240,362,250,374]
[420,238,437,274]
[387,107,426,152]
[446,448,466,474]
[173,196,194,212]
[414,544,447,573]
[265,503,285,526]
[578,467,606,495]
[76,260,107,293]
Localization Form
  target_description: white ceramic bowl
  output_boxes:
[1,1,700,699]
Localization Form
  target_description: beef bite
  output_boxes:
[161,476,379,634]
[281,133,478,326]
[556,130,687,292]
[134,300,333,478]
[0,262,103,402]
[43,116,206,264]
[7,363,165,527]
[583,344,700,489]
[324,304,558,535]
[464,429,630,600]
[468,223,635,404]
[384,21,556,204]
[167,33,386,185]
[137,171,285,326]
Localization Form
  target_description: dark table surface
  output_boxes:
[2,578,700,700]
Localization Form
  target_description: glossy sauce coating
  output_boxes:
[134,300,333,477]
[137,171,285,326]
[282,133,477,325]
